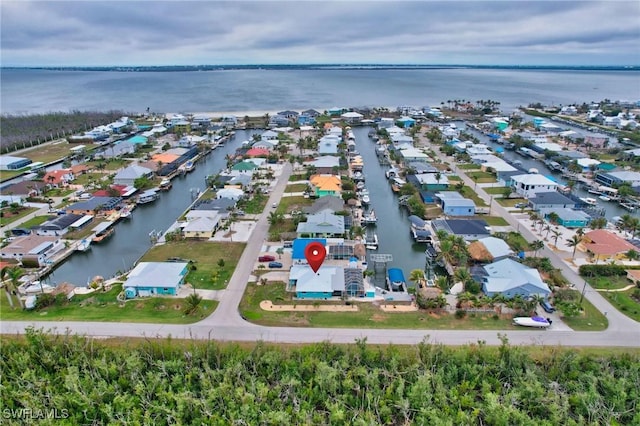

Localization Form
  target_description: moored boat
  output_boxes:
[137,190,159,205]
[159,178,172,191]
[579,197,598,206]
[361,209,377,225]
[76,238,92,252]
[92,227,114,243]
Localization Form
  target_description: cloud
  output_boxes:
[1,1,638,66]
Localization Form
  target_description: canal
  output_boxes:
[45,130,257,286]
[353,126,428,284]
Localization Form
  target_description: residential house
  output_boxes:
[399,148,429,163]
[261,130,279,142]
[481,258,551,299]
[511,174,559,198]
[123,262,189,298]
[251,140,278,150]
[579,230,637,262]
[182,216,220,239]
[0,234,62,267]
[302,109,321,118]
[397,116,416,127]
[431,219,491,241]
[65,197,122,216]
[1,180,48,198]
[318,136,340,155]
[43,169,74,187]
[307,156,341,174]
[269,114,290,127]
[291,238,328,264]
[297,211,345,238]
[626,270,640,285]
[309,174,342,198]
[216,188,244,201]
[468,236,514,263]
[528,191,575,211]
[584,135,609,148]
[544,208,591,228]
[414,173,449,191]
[228,174,252,188]
[290,265,345,299]
[436,191,476,216]
[231,161,258,174]
[113,164,153,186]
[245,148,270,158]
[341,111,363,124]
[595,171,640,187]
[191,198,236,215]
[34,213,84,236]
[575,158,601,173]
[303,196,345,215]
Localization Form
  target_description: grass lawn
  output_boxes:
[559,290,608,331]
[481,216,509,226]
[0,170,25,182]
[85,159,129,171]
[268,218,297,240]
[467,171,497,183]
[289,174,307,182]
[602,288,640,322]
[0,207,38,227]
[140,241,246,290]
[43,188,75,198]
[276,195,313,214]
[73,172,113,186]
[588,275,633,290]
[447,175,462,182]
[458,163,481,170]
[21,139,73,164]
[0,284,217,324]
[484,186,510,195]
[458,186,488,206]
[240,282,523,330]
[238,193,268,214]
[495,231,530,252]
[18,215,52,229]
[498,198,528,208]
[285,183,308,193]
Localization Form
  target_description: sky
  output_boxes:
[1,1,639,67]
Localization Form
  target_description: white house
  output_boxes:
[511,174,559,198]
[216,188,244,201]
[113,164,153,186]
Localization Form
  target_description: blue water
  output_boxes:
[2,68,639,115]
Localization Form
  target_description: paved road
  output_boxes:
[2,156,640,347]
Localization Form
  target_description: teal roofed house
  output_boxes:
[397,116,416,128]
[127,135,148,144]
[123,262,189,298]
[544,208,591,228]
[231,161,258,172]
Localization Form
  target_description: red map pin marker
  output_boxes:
[305,241,326,273]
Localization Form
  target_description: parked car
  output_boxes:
[258,255,276,262]
[540,300,556,313]
[514,202,528,209]
[272,202,277,208]
[268,261,283,268]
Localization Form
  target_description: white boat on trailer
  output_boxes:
[512,316,552,328]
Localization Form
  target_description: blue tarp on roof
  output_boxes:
[388,268,405,284]
[292,238,327,260]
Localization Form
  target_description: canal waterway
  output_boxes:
[353,126,428,283]
[45,131,256,287]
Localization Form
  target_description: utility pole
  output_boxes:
[579,281,588,305]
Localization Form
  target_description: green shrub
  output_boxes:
[455,309,466,319]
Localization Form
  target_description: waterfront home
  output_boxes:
[292,238,328,264]
[341,111,363,124]
[595,171,640,188]
[543,208,591,228]
[510,174,559,198]
[318,136,340,155]
[123,262,189,298]
[245,147,270,158]
[480,258,551,299]
[584,135,609,148]
[177,135,205,148]
[303,196,345,215]
[309,174,342,198]
[575,158,601,173]
[231,160,258,174]
[431,219,490,241]
[298,114,316,126]
[626,270,640,285]
[435,191,475,216]
[0,155,32,171]
[269,114,290,127]
[296,211,345,238]
[182,216,220,239]
[397,116,416,128]
[390,133,414,145]
[252,139,278,150]
[65,196,122,216]
[42,169,74,187]
[306,156,341,174]
[228,174,252,188]
[289,264,372,299]
[578,230,638,263]
[191,198,237,214]
[113,164,153,187]
[528,191,575,211]
[492,117,508,131]
[468,236,514,263]
[1,235,62,267]
[34,213,84,236]
[399,148,429,163]
[406,162,438,174]
[1,180,48,197]
[216,188,244,201]
[413,173,449,191]
[92,184,137,199]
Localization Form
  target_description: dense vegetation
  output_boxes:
[0,111,125,153]
[1,330,638,425]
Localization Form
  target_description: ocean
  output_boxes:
[2,68,639,115]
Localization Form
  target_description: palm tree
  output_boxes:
[183,293,203,315]
[267,211,284,226]
[567,234,583,259]
[530,240,544,258]
[551,229,563,248]
[454,267,472,286]
[435,276,450,294]
[7,267,24,309]
[1,266,14,308]
[626,249,640,261]
[409,269,426,288]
